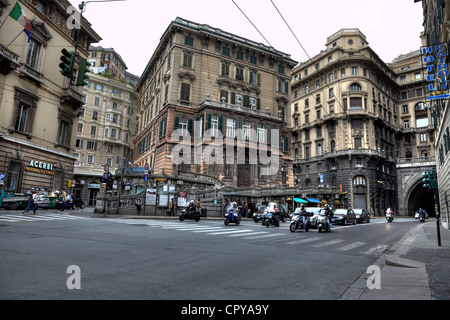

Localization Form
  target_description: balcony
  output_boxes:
[60,87,85,110]
[0,44,20,75]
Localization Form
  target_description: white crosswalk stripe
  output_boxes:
[112,219,390,255]
[0,213,88,223]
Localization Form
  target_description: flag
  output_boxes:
[9,2,32,37]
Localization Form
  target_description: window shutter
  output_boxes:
[188,119,193,135]
[174,116,180,130]
[218,115,223,134]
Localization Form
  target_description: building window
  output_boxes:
[222,47,230,57]
[352,67,358,75]
[180,83,191,102]
[221,61,230,77]
[226,119,235,138]
[420,133,427,142]
[26,39,42,70]
[349,83,362,91]
[353,175,366,186]
[184,35,194,46]
[235,65,244,81]
[182,50,193,68]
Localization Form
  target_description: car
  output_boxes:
[64,194,85,209]
[353,208,370,223]
[35,194,51,209]
[253,205,267,222]
[331,208,357,225]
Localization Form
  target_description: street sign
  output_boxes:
[103,172,108,179]
[144,163,149,170]
[104,164,109,172]
[144,174,148,182]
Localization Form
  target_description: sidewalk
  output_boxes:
[343,219,450,300]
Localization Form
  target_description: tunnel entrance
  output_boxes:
[408,183,436,217]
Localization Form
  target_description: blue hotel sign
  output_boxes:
[421,43,450,100]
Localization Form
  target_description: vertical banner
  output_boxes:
[421,43,450,100]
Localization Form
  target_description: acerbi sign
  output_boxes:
[25,160,54,175]
[422,43,450,100]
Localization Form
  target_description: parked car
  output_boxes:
[64,195,85,209]
[35,194,51,209]
[252,205,267,222]
[353,208,370,223]
[331,208,357,225]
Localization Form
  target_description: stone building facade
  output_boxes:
[291,29,435,216]
[0,0,101,196]
[416,0,450,228]
[132,17,298,215]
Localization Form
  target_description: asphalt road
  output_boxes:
[0,212,419,301]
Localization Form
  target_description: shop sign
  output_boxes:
[421,43,450,100]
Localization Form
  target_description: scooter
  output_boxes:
[419,212,426,223]
[224,208,240,226]
[264,211,280,227]
[289,208,312,232]
[317,210,331,233]
[386,211,394,223]
[179,205,200,222]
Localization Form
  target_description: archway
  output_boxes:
[407,182,435,217]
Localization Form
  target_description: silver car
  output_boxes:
[35,194,51,209]
[305,207,323,228]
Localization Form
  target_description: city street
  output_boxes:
[0,209,425,302]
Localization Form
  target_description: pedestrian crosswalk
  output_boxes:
[115,219,390,255]
[0,213,89,223]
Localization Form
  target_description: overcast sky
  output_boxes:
[76,0,424,77]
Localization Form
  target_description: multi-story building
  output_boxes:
[133,17,297,214]
[88,45,128,81]
[73,71,138,205]
[0,0,101,196]
[291,28,435,216]
[416,0,450,229]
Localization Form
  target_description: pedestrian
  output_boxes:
[170,198,175,216]
[135,198,142,213]
[23,191,38,215]
[58,188,67,212]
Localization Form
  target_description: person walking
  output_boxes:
[23,191,38,215]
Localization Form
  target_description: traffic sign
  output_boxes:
[144,174,148,182]
[104,164,109,171]
[144,163,149,170]
[103,172,108,179]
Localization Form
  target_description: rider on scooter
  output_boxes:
[299,204,308,231]
[323,204,333,231]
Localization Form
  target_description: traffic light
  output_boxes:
[422,171,432,190]
[76,57,91,86]
[59,48,75,78]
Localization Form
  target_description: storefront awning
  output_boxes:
[294,198,308,204]
[306,198,322,204]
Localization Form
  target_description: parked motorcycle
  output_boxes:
[179,203,200,222]
[317,209,331,233]
[289,208,313,232]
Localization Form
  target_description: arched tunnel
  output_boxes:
[407,182,436,217]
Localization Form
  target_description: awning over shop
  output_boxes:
[306,198,322,204]
[294,198,308,204]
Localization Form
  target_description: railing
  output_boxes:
[96,192,144,215]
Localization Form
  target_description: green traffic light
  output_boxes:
[59,48,75,78]
[76,57,91,86]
